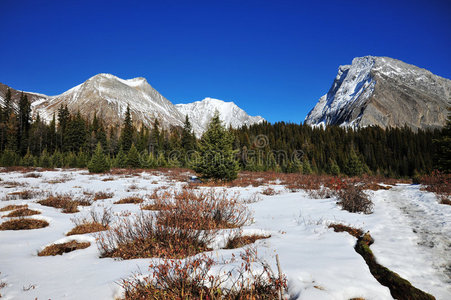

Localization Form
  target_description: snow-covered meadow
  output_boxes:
[0,169,449,299]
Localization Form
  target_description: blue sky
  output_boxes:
[1,0,450,123]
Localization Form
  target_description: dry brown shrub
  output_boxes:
[121,248,286,300]
[335,184,373,214]
[101,177,115,182]
[307,187,334,199]
[38,194,91,213]
[0,204,28,212]
[328,223,364,238]
[420,171,451,205]
[5,190,36,200]
[0,272,6,298]
[2,208,41,218]
[38,240,91,256]
[157,188,251,230]
[67,208,112,236]
[24,172,42,178]
[261,187,279,196]
[114,197,144,204]
[97,212,211,259]
[0,218,49,230]
[225,232,271,249]
[1,181,27,188]
[93,191,114,201]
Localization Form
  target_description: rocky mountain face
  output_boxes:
[176,98,264,137]
[305,56,451,130]
[0,74,264,135]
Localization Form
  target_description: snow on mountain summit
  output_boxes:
[304,56,451,130]
[176,97,265,137]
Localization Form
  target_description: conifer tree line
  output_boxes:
[0,88,447,177]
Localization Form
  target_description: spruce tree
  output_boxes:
[194,111,239,181]
[88,143,110,173]
[344,150,364,176]
[433,108,451,173]
[119,105,134,152]
[114,147,128,168]
[127,144,141,168]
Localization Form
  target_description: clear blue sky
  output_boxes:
[1,0,450,123]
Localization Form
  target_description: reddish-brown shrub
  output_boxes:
[420,171,451,205]
[93,192,114,201]
[5,190,36,200]
[225,232,271,249]
[97,213,211,259]
[114,197,144,204]
[121,248,286,299]
[38,194,91,213]
[335,184,373,214]
[261,187,279,196]
[38,241,91,256]
[0,204,28,212]
[2,208,41,218]
[157,189,251,230]
[0,218,49,230]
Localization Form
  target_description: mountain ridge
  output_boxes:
[305,56,451,130]
[0,74,265,135]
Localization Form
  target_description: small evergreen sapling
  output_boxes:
[88,143,110,173]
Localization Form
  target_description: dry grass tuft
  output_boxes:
[6,190,36,200]
[2,208,41,218]
[114,197,144,204]
[93,192,114,201]
[0,218,49,230]
[0,204,28,212]
[24,172,42,178]
[67,208,112,235]
[225,233,271,249]
[261,187,279,196]
[38,240,91,256]
[38,194,91,213]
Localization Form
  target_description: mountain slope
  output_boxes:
[175,98,265,136]
[31,73,185,129]
[1,75,264,135]
[305,56,451,130]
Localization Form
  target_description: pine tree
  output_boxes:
[344,150,364,176]
[194,111,239,181]
[330,159,340,176]
[302,156,313,174]
[88,143,110,173]
[18,93,31,154]
[127,144,141,168]
[114,147,128,168]
[433,108,451,173]
[120,105,134,152]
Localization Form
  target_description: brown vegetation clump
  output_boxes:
[67,208,112,236]
[93,192,114,201]
[157,189,251,230]
[24,172,42,178]
[261,187,279,196]
[2,208,41,218]
[335,184,373,214]
[0,204,28,212]
[38,194,91,213]
[114,197,144,204]
[121,248,287,300]
[420,171,451,205]
[0,218,49,230]
[97,213,211,259]
[38,241,91,256]
[225,233,271,249]
[6,190,36,200]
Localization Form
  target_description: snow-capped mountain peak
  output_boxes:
[176,97,265,137]
[305,56,450,130]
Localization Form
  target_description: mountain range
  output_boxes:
[1,56,450,133]
[305,56,450,130]
[0,74,264,136]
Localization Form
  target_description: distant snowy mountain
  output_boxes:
[31,73,185,129]
[175,98,265,137]
[305,56,451,130]
[0,75,263,135]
